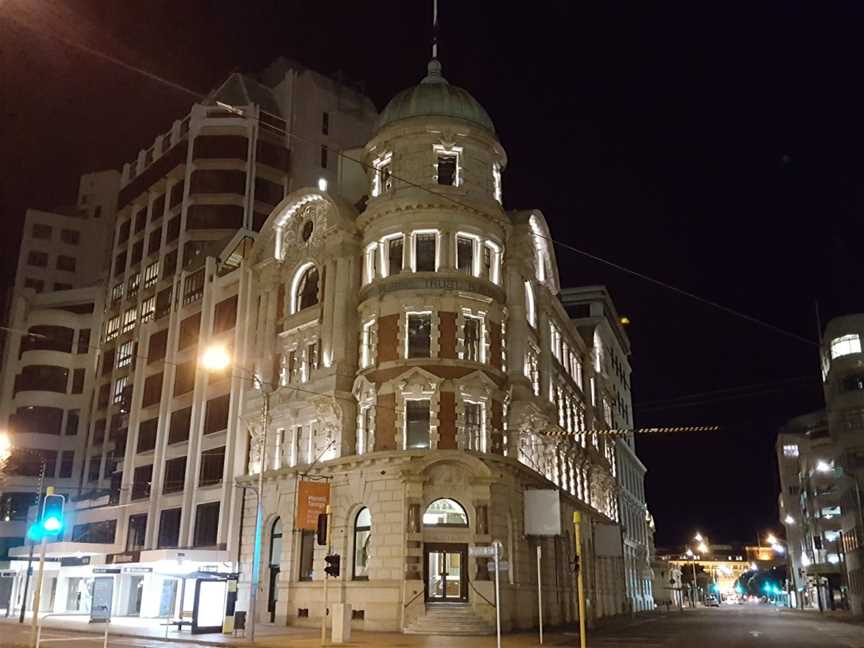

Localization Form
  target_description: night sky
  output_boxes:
[3,1,863,548]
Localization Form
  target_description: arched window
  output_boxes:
[353,507,371,580]
[291,263,320,313]
[524,281,536,329]
[423,498,468,527]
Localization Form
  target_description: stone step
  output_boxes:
[405,605,495,636]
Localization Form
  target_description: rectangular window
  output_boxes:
[831,334,862,359]
[405,400,431,449]
[178,313,201,350]
[163,456,187,493]
[57,255,76,272]
[463,315,483,362]
[65,409,79,436]
[113,376,128,404]
[306,342,319,380]
[126,514,147,552]
[386,234,403,275]
[783,444,800,458]
[87,455,101,482]
[71,368,85,394]
[147,227,162,256]
[142,372,163,407]
[372,153,393,197]
[168,407,192,444]
[148,329,168,363]
[112,282,124,302]
[194,502,220,547]
[407,312,432,358]
[299,530,315,580]
[122,307,137,333]
[105,316,121,342]
[320,145,328,169]
[60,228,79,245]
[414,232,437,272]
[357,406,373,455]
[137,417,158,453]
[322,111,329,135]
[32,224,52,239]
[360,320,376,369]
[492,162,502,203]
[24,278,44,292]
[27,251,48,267]
[199,447,225,486]
[183,270,205,305]
[131,464,153,500]
[287,350,298,384]
[77,328,91,354]
[436,152,458,186]
[59,451,74,478]
[456,235,476,274]
[141,296,156,322]
[127,272,140,296]
[465,401,484,452]
[117,340,134,368]
[173,361,195,396]
[213,296,238,333]
[364,243,378,284]
[158,508,181,548]
[203,394,230,435]
[144,261,159,288]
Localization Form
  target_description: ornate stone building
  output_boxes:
[238,58,632,633]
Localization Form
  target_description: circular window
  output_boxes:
[301,220,314,242]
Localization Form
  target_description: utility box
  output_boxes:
[331,603,352,643]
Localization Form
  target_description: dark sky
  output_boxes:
[3,1,863,547]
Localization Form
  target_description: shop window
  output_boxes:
[413,232,437,272]
[194,501,220,547]
[353,508,371,580]
[127,514,147,551]
[299,530,315,581]
[199,447,225,486]
[423,498,468,527]
[158,508,181,548]
[163,456,187,493]
[405,400,431,449]
[406,313,432,358]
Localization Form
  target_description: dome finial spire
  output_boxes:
[432,0,439,60]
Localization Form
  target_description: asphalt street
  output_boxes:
[1,605,862,647]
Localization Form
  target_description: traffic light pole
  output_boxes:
[572,512,587,648]
[321,505,330,646]
[29,535,47,648]
[18,455,46,624]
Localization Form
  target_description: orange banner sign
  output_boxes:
[296,481,331,530]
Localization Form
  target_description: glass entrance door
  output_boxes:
[425,543,467,601]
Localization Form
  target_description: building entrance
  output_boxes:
[424,543,467,602]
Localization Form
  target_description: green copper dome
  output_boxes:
[376,60,495,133]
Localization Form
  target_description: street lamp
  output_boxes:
[201,344,271,642]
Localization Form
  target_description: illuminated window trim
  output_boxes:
[371,152,393,197]
[113,376,128,404]
[117,340,134,368]
[456,232,481,277]
[144,261,160,288]
[830,334,862,360]
[433,144,463,187]
[460,310,486,363]
[404,311,433,359]
[105,316,121,342]
[402,397,432,450]
[492,162,502,203]
[524,281,536,328]
[462,399,487,453]
[122,307,137,334]
[380,233,404,278]
[484,241,502,284]
[289,262,317,314]
[360,319,377,369]
[410,230,440,273]
[363,243,378,285]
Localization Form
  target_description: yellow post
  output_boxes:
[573,512,587,648]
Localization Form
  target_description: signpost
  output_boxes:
[572,512,587,648]
[471,544,503,648]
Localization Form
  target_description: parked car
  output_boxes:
[705,595,721,607]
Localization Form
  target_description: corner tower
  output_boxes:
[355,58,509,456]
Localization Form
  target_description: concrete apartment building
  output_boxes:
[0,59,377,621]
[777,315,864,614]
[0,54,653,635]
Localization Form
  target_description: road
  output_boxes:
[1,605,861,647]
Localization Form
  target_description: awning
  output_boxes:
[9,542,119,559]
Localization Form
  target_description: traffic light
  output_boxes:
[40,493,65,534]
[317,513,328,546]
[324,554,340,577]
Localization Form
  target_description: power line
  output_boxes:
[635,375,818,409]
[11,15,820,351]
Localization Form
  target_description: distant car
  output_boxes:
[705,595,720,607]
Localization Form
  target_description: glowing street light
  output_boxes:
[697,542,709,554]
[815,460,833,473]
[0,431,11,463]
[201,345,231,372]
[784,515,795,525]
[694,532,704,542]
[766,534,778,545]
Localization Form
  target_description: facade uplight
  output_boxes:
[318,177,328,192]
[784,515,795,525]
[202,345,231,372]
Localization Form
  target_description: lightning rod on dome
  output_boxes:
[432,0,439,60]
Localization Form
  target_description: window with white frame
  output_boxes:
[292,264,319,312]
[483,242,501,284]
[524,281,536,328]
[783,444,800,458]
[384,234,404,276]
[117,340,134,368]
[357,405,374,455]
[404,399,431,449]
[141,296,156,322]
[360,320,377,369]
[305,341,319,381]
[525,346,540,396]
[364,243,378,284]
[462,313,484,362]
[406,312,432,358]
[144,261,159,288]
[289,426,301,466]
[122,307,137,333]
[434,144,462,186]
[273,428,285,470]
[372,152,392,197]
[111,282,124,302]
[113,376,128,404]
[127,272,140,296]
[830,334,862,359]
[456,234,478,275]
[492,162,502,203]
[105,315,121,342]
[287,350,298,383]
[413,231,437,272]
[550,322,562,362]
[590,377,597,406]
[464,401,485,452]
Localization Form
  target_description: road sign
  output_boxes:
[469,546,496,557]
[487,561,509,572]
